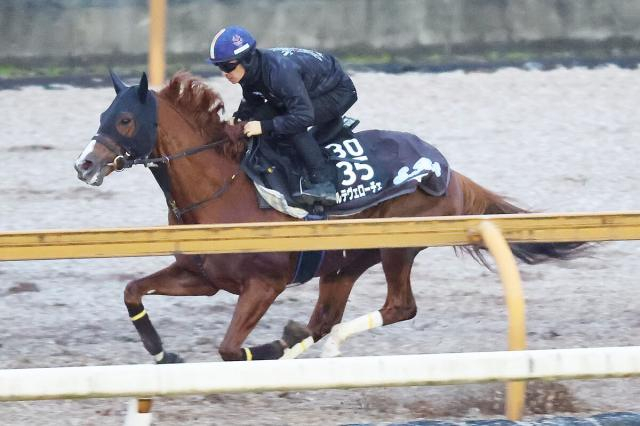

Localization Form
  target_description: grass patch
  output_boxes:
[0,64,28,78]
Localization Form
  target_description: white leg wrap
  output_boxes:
[321,311,383,358]
[279,336,315,360]
[321,334,343,358]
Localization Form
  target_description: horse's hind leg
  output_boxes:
[281,250,381,359]
[321,247,419,357]
[377,247,419,323]
[124,262,217,364]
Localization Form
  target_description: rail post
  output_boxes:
[124,398,152,426]
[148,0,167,87]
[476,220,527,420]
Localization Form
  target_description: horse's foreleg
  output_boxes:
[280,250,379,359]
[218,278,284,361]
[124,262,218,363]
[321,248,419,357]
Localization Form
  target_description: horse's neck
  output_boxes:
[155,97,246,223]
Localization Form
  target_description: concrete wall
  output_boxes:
[1,0,640,62]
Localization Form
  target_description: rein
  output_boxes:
[107,136,240,223]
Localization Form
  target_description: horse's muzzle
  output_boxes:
[74,158,105,186]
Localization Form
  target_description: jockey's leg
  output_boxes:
[309,77,358,145]
[310,82,355,142]
[218,277,285,361]
[311,116,342,143]
[291,131,337,203]
[124,262,218,364]
[321,248,419,357]
[311,76,357,125]
[281,250,380,359]
[290,77,357,205]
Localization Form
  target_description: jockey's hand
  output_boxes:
[244,121,262,137]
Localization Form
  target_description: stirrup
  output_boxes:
[293,180,337,206]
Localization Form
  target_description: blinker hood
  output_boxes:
[99,71,158,159]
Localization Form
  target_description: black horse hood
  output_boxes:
[99,71,158,159]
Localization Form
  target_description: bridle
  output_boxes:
[98,135,240,223]
[101,136,228,171]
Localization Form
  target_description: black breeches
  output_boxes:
[310,77,357,126]
[291,77,357,147]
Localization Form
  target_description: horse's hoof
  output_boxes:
[156,352,184,364]
[321,335,342,358]
[281,320,311,348]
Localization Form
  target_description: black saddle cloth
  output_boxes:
[241,122,451,217]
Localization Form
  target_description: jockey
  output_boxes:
[208,25,358,205]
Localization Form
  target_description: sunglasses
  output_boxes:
[216,61,239,73]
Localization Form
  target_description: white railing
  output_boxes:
[2,346,640,401]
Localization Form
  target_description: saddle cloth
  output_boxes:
[241,126,451,218]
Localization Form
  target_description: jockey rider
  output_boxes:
[208,25,358,205]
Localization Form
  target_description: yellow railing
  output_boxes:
[2,212,640,261]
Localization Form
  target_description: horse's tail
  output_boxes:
[455,172,588,266]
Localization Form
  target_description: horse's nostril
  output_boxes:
[81,160,93,171]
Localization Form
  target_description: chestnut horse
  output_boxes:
[74,71,584,363]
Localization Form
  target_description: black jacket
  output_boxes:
[234,48,349,135]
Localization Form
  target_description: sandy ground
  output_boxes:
[1,66,639,425]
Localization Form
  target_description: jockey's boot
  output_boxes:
[304,170,337,205]
[291,132,337,205]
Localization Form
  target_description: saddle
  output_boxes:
[240,117,451,218]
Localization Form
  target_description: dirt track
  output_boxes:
[1,66,639,425]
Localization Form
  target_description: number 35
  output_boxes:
[327,139,374,186]
[336,161,374,186]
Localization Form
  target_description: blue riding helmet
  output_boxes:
[208,26,256,64]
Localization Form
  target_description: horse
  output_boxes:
[74,71,585,363]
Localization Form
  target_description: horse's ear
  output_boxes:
[109,68,128,94]
[138,72,149,103]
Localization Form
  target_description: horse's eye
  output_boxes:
[121,118,132,125]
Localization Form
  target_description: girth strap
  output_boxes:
[289,214,327,285]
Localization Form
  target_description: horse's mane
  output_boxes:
[158,71,247,161]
